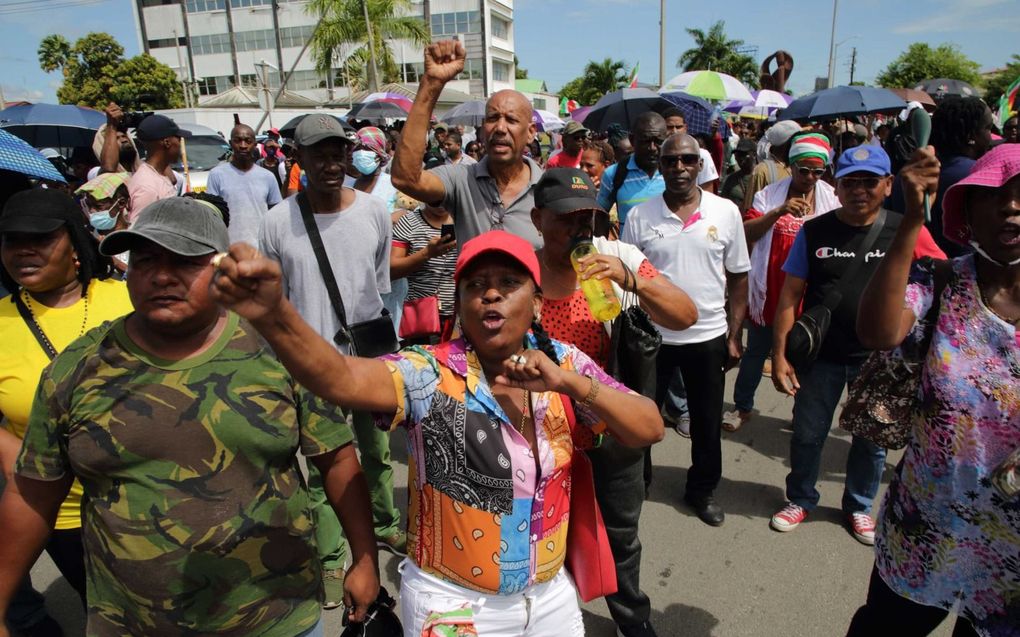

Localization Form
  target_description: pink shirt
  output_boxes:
[127,162,177,222]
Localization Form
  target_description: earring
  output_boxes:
[73,256,81,270]
[534,313,542,323]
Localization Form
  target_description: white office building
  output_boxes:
[131,0,517,105]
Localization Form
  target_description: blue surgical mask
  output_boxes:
[89,203,122,232]
[352,150,381,176]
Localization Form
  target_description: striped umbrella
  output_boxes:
[659,71,753,103]
[360,92,415,111]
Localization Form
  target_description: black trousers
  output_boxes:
[847,565,979,637]
[46,528,87,601]
[587,438,650,627]
[654,335,727,499]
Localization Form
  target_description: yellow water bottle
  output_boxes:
[570,239,621,322]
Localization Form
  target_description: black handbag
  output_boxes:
[784,209,887,369]
[606,265,662,399]
[296,192,399,358]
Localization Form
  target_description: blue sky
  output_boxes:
[1,0,1017,103]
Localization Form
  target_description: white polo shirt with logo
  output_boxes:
[621,189,751,346]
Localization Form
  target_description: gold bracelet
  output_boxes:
[581,374,600,409]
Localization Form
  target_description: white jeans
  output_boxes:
[398,560,585,637]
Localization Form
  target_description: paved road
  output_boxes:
[28,370,956,636]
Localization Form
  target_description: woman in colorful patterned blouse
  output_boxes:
[211,230,665,636]
[851,144,1020,635]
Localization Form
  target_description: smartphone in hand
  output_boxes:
[440,224,455,242]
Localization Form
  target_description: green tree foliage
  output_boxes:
[876,43,982,89]
[308,0,430,92]
[38,32,183,108]
[983,54,1020,108]
[559,58,629,106]
[514,54,528,80]
[676,21,759,88]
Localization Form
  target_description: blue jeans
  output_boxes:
[786,358,886,513]
[660,369,688,421]
[732,323,772,413]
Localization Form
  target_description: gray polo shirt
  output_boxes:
[431,156,544,248]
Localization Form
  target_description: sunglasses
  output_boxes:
[660,154,701,167]
[839,176,884,190]
[796,167,826,177]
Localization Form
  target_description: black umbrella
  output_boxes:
[777,86,906,122]
[277,113,355,140]
[346,101,409,123]
[582,88,673,133]
[913,78,979,101]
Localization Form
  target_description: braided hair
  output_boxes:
[529,318,560,365]
[581,138,615,165]
[931,96,990,157]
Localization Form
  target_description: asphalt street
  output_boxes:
[27,369,957,636]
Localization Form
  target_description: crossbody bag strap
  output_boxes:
[821,208,888,310]
[609,159,629,206]
[14,294,58,360]
[296,192,351,339]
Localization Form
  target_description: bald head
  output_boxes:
[662,133,700,155]
[482,89,536,169]
[630,112,668,172]
[229,124,257,168]
[633,112,666,131]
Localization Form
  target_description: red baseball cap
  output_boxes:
[454,230,541,287]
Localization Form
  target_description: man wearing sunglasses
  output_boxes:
[769,145,945,545]
[546,121,590,169]
[726,132,840,433]
[622,134,751,527]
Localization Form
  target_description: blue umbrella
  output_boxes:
[777,86,906,122]
[0,129,66,182]
[659,91,730,139]
[0,103,106,147]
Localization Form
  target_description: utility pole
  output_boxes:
[825,0,839,88]
[848,47,858,85]
[173,29,192,108]
[659,0,665,88]
[362,0,380,92]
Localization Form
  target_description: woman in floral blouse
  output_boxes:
[210,230,664,637]
[852,144,1020,636]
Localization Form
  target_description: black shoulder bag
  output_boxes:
[784,209,887,369]
[606,265,661,400]
[296,192,399,358]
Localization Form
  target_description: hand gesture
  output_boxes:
[725,334,743,371]
[425,234,457,258]
[494,349,570,395]
[576,254,628,288]
[105,102,124,129]
[778,197,812,218]
[343,557,380,624]
[899,146,940,224]
[771,355,800,397]
[208,243,284,322]
[423,40,466,84]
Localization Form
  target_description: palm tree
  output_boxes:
[677,21,759,88]
[581,58,629,104]
[308,0,430,92]
[38,34,72,73]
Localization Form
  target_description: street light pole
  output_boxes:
[659,0,665,88]
[825,0,839,88]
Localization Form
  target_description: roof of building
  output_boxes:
[198,86,320,109]
[515,79,548,93]
[335,83,477,107]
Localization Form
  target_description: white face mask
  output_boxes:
[969,240,1020,266]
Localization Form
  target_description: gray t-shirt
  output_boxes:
[207,162,283,246]
[259,189,391,353]
[430,156,544,249]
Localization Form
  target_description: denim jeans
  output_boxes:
[786,358,886,513]
[732,323,773,413]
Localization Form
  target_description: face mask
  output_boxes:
[969,240,1020,267]
[352,150,381,175]
[89,208,120,232]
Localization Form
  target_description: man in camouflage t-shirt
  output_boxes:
[0,198,380,636]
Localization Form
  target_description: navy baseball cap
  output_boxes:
[534,168,606,215]
[834,145,891,179]
[135,115,193,141]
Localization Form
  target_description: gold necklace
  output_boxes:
[978,284,1020,324]
[517,389,531,436]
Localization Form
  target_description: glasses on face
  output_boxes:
[660,153,701,167]
[797,166,826,177]
[840,176,884,190]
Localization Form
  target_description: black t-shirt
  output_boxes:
[798,209,905,364]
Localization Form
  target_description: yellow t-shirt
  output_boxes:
[0,278,133,529]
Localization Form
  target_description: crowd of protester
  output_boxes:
[0,37,1016,637]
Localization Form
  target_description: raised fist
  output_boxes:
[423,40,466,84]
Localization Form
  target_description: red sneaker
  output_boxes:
[770,502,807,532]
[847,512,876,545]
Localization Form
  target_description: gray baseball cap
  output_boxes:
[100,197,228,257]
[295,114,353,147]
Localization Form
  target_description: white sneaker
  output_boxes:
[666,413,690,438]
[722,409,751,432]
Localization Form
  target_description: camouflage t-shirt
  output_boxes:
[17,312,353,637]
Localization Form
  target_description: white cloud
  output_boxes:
[2,84,46,102]
[892,0,1019,33]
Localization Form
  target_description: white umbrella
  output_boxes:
[659,70,753,103]
[533,109,565,132]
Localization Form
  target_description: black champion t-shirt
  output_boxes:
[784,209,943,364]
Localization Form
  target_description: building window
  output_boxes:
[185,0,225,12]
[148,36,186,49]
[491,15,509,40]
[493,61,510,83]
[400,63,425,83]
[191,32,231,55]
[230,0,274,7]
[280,25,315,48]
[430,11,480,36]
[142,0,174,6]
[196,75,234,95]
